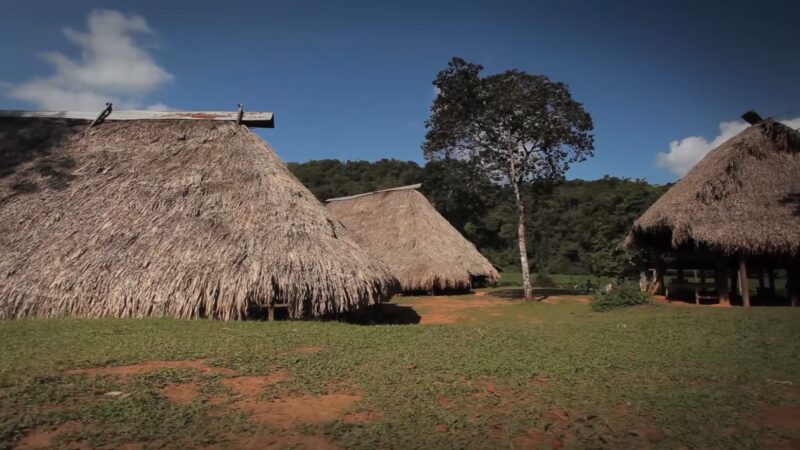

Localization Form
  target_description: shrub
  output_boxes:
[534,273,556,287]
[590,283,651,312]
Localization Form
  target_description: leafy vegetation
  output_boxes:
[422,57,595,299]
[497,272,612,290]
[289,159,668,277]
[590,283,652,312]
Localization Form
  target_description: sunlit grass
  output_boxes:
[1,292,798,449]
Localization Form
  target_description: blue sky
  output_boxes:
[1,0,798,184]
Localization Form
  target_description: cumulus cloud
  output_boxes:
[6,9,172,110]
[656,117,800,177]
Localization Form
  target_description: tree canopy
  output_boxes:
[289,159,667,278]
[423,58,594,184]
[422,57,595,299]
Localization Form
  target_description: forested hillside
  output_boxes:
[288,159,668,277]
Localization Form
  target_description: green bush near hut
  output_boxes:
[590,283,651,311]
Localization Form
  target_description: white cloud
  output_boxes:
[6,9,172,110]
[145,102,170,111]
[656,117,800,177]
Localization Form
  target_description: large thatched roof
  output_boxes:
[628,120,800,255]
[327,185,500,292]
[0,117,398,319]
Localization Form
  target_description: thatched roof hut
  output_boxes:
[0,116,398,320]
[627,118,800,306]
[628,120,800,255]
[326,185,500,293]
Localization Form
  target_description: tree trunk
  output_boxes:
[511,181,533,300]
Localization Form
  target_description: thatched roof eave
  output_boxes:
[628,120,800,257]
[327,187,500,292]
[0,118,397,320]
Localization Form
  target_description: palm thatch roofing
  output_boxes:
[326,185,500,292]
[0,117,398,320]
[628,120,800,256]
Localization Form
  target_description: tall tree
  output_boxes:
[423,58,594,299]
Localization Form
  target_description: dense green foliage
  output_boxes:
[423,57,596,299]
[288,159,667,277]
[590,283,652,311]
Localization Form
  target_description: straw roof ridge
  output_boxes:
[629,120,800,255]
[326,186,500,292]
[327,183,422,202]
[0,117,398,319]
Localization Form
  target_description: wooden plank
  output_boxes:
[0,109,274,128]
[654,258,665,296]
[790,258,800,308]
[715,255,731,305]
[739,256,750,307]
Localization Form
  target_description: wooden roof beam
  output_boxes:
[0,109,275,128]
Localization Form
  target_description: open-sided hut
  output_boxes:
[326,184,500,294]
[0,110,398,320]
[626,116,800,306]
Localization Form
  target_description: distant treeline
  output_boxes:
[288,159,668,277]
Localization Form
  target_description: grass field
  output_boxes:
[1,289,799,449]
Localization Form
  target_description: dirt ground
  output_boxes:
[16,358,372,450]
[396,290,590,324]
[409,296,514,324]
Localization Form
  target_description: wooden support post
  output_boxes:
[654,258,666,296]
[267,306,275,321]
[768,267,776,291]
[790,259,799,308]
[700,268,706,285]
[715,256,730,305]
[739,256,751,308]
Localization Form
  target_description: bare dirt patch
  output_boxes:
[222,370,293,396]
[437,396,455,410]
[15,421,86,450]
[411,296,514,324]
[161,382,201,405]
[542,406,571,425]
[511,428,548,449]
[757,404,800,431]
[294,345,326,354]
[232,393,362,429]
[204,434,340,450]
[764,436,800,450]
[342,409,382,423]
[615,401,634,417]
[64,359,236,377]
[509,404,666,449]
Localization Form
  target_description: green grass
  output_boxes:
[1,296,799,449]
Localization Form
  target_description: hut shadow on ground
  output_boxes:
[343,303,422,325]
[245,303,421,324]
[491,287,589,301]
